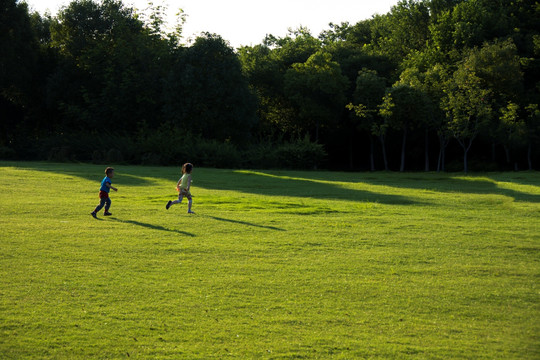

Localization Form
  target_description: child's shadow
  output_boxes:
[202,214,285,231]
[110,218,196,237]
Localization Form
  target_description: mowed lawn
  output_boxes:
[0,161,539,359]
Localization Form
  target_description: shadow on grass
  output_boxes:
[217,170,540,204]
[8,161,160,186]
[364,173,540,203]
[7,162,539,204]
[110,218,196,237]
[2,162,423,205]
[199,170,420,205]
[202,214,286,231]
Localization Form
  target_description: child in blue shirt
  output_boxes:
[91,167,118,218]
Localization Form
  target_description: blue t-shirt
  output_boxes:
[100,176,112,193]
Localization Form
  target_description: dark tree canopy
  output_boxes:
[1,0,539,171]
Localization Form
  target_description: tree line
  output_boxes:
[1,0,539,172]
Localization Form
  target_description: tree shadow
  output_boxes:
[9,161,537,204]
[8,161,158,186]
[202,214,286,231]
[359,173,540,203]
[486,173,540,191]
[198,170,540,204]
[110,218,196,237]
[198,170,420,205]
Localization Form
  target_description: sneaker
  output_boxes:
[187,210,195,214]
[166,201,172,210]
[104,211,112,216]
[91,212,97,219]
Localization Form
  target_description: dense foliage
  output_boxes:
[1,0,539,171]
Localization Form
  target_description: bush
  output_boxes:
[106,148,124,163]
[137,127,243,168]
[0,146,16,160]
[193,140,241,168]
[243,142,280,169]
[138,127,190,166]
[21,127,327,170]
[92,150,105,163]
[47,146,73,162]
[275,138,326,170]
[37,133,136,163]
[141,153,163,166]
[243,136,327,170]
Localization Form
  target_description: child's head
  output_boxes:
[182,163,193,174]
[105,167,115,177]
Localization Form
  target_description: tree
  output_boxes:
[284,51,349,141]
[524,104,540,170]
[424,65,452,172]
[239,28,321,139]
[238,44,292,137]
[380,84,431,172]
[397,65,449,171]
[430,0,510,53]
[0,1,33,113]
[370,0,431,64]
[347,69,387,170]
[498,102,527,170]
[49,0,173,134]
[442,64,492,173]
[0,0,54,155]
[163,33,257,144]
[0,0,37,105]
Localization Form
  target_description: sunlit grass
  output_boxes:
[1,161,539,359]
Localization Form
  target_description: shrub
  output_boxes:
[92,150,105,164]
[0,146,16,160]
[47,146,73,162]
[22,127,327,170]
[193,140,241,168]
[243,136,327,170]
[106,148,124,163]
[141,153,163,166]
[242,142,280,169]
[139,128,189,166]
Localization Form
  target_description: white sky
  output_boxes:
[24,0,399,48]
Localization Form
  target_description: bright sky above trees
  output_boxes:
[24,0,399,47]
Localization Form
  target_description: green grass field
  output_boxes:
[1,161,539,359]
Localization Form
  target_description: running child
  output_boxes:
[166,163,194,214]
[91,167,118,218]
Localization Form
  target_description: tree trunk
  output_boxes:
[464,147,469,174]
[400,127,407,172]
[504,145,511,164]
[369,135,375,171]
[348,136,353,170]
[437,134,447,172]
[459,136,474,173]
[437,148,446,172]
[379,135,389,171]
[441,146,446,172]
[425,128,429,172]
[528,143,532,170]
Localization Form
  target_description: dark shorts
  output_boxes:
[178,188,192,199]
[99,191,109,199]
